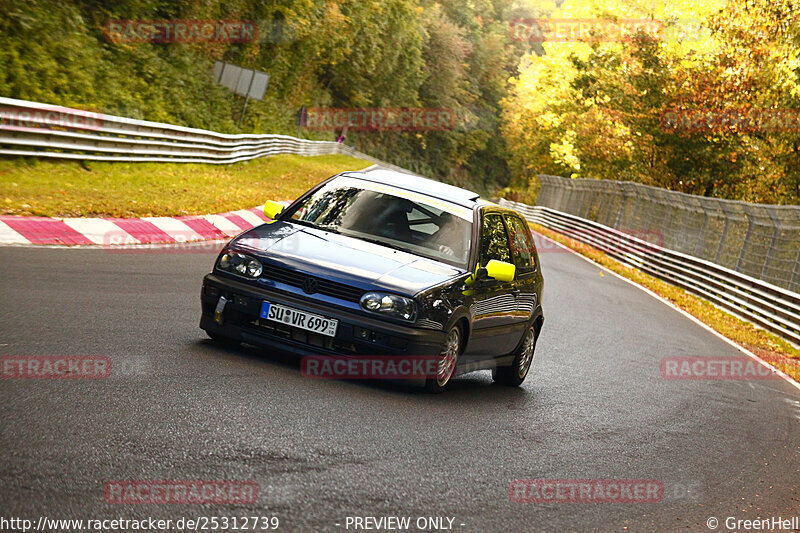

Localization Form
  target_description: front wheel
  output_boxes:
[493,324,536,386]
[425,325,461,393]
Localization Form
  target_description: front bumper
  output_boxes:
[200,273,446,356]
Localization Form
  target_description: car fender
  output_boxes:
[530,305,545,337]
[444,305,472,348]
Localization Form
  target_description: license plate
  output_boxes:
[260,301,338,337]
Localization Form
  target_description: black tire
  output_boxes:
[425,325,462,393]
[205,330,240,346]
[493,323,537,386]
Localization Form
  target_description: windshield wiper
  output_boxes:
[296,222,410,253]
[289,219,315,229]
[352,235,410,254]
[315,224,341,234]
[291,219,341,234]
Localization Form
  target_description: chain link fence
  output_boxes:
[535,175,800,293]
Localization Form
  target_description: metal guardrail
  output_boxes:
[500,199,800,346]
[0,96,417,171]
[536,174,800,293]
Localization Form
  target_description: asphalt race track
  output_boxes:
[1,240,798,532]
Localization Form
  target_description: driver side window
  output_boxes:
[479,214,511,267]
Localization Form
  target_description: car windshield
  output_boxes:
[285,176,473,269]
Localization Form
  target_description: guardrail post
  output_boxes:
[612,181,627,229]
[761,208,781,281]
[675,194,693,252]
[714,203,733,265]
[603,181,619,227]
[563,177,576,213]
[735,204,756,272]
[659,191,674,247]
[555,176,567,210]
[537,175,558,208]
[791,248,800,293]
[693,198,711,257]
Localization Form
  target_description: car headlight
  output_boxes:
[360,292,416,321]
[217,252,262,279]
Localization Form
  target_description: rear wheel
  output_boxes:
[425,325,461,393]
[493,324,536,386]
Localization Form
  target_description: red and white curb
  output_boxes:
[0,206,274,246]
[0,167,386,247]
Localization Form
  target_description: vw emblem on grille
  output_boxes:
[302,277,319,294]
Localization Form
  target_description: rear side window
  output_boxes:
[506,215,537,272]
[479,214,511,267]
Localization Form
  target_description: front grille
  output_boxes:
[261,263,364,302]
[246,318,358,354]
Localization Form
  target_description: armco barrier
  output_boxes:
[0,96,416,175]
[499,199,800,346]
[535,174,800,293]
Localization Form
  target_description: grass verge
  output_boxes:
[531,223,800,383]
[0,154,371,218]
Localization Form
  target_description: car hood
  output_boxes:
[230,221,466,295]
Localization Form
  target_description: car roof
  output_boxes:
[342,168,481,208]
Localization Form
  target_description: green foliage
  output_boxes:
[0,0,540,194]
[501,0,800,205]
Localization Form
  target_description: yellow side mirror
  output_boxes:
[264,201,284,220]
[464,263,480,287]
[485,259,515,282]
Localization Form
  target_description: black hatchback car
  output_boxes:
[200,169,544,392]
